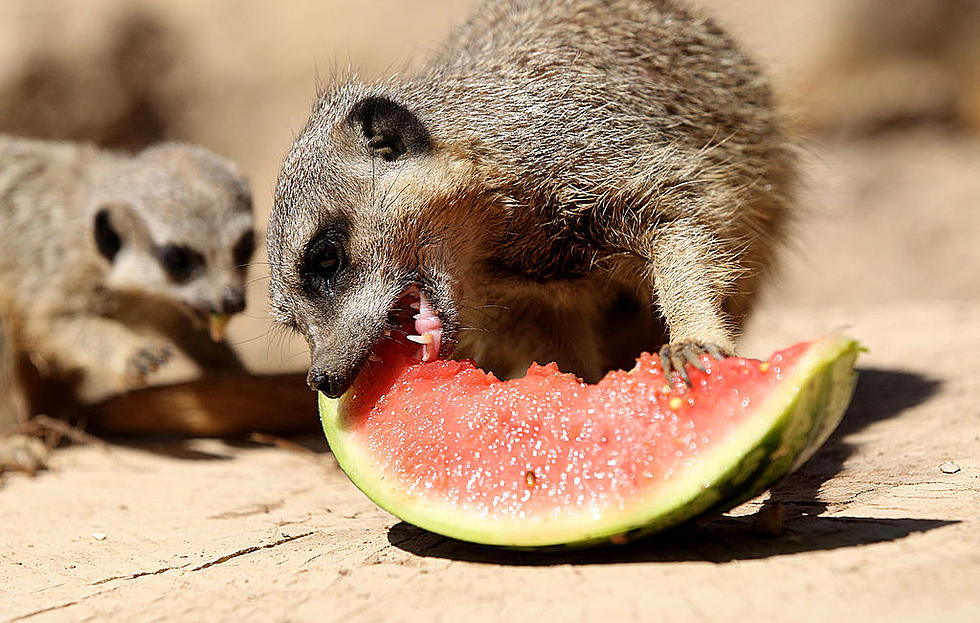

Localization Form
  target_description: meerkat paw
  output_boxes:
[0,433,49,476]
[659,339,732,386]
[120,341,174,387]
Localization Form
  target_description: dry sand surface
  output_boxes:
[2,1,979,621]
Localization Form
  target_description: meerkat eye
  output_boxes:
[159,244,204,283]
[303,236,344,293]
[93,209,122,262]
[313,243,340,278]
[233,230,255,268]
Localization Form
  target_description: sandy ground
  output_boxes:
[2,1,980,621]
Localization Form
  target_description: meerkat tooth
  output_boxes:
[406,334,434,345]
[409,301,421,310]
[368,353,382,362]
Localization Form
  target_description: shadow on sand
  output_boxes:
[766,366,942,517]
[388,366,950,564]
[388,514,955,565]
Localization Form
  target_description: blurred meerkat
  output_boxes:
[0,136,255,466]
[798,0,980,133]
[268,0,795,398]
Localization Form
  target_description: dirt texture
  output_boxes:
[2,1,979,621]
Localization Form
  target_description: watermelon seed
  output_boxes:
[524,470,536,488]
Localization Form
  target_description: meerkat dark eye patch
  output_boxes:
[94,209,122,262]
[233,230,255,268]
[302,235,345,295]
[158,244,205,283]
[347,96,429,162]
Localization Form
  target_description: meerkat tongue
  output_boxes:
[409,290,443,362]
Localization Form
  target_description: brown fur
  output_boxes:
[85,373,314,437]
[268,0,796,396]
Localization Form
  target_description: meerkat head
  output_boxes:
[269,82,500,398]
[92,143,255,341]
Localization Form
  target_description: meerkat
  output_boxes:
[267,0,795,399]
[0,136,255,459]
[797,0,980,134]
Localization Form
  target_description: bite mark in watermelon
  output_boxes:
[320,333,860,548]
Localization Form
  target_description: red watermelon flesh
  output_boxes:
[323,333,859,547]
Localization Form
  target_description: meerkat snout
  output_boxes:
[221,285,247,315]
[270,87,473,397]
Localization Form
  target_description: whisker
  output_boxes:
[245,274,272,287]
[239,312,275,320]
[228,328,279,347]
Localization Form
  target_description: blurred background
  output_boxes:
[0,0,976,377]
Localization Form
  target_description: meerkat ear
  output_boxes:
[93,203,140,262]
[347,96,429,161]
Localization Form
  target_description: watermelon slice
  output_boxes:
[320,334,860,548]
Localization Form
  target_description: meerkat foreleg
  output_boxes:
[646,220,739,383]
[30,316,174,394]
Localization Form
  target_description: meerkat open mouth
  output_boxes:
[384,285,444,363]
[185,306,232,342]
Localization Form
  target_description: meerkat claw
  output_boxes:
[660,344,692,385]
[129,345,174,378]
[705,342,726,361]
[684,343,708,373]
[660,341,730,386]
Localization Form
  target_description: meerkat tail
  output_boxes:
[86,373,317,436]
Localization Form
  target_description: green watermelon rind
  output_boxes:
[320,334,860,548]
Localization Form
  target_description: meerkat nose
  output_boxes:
[221,286,246,314]
[307,368,349,398]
